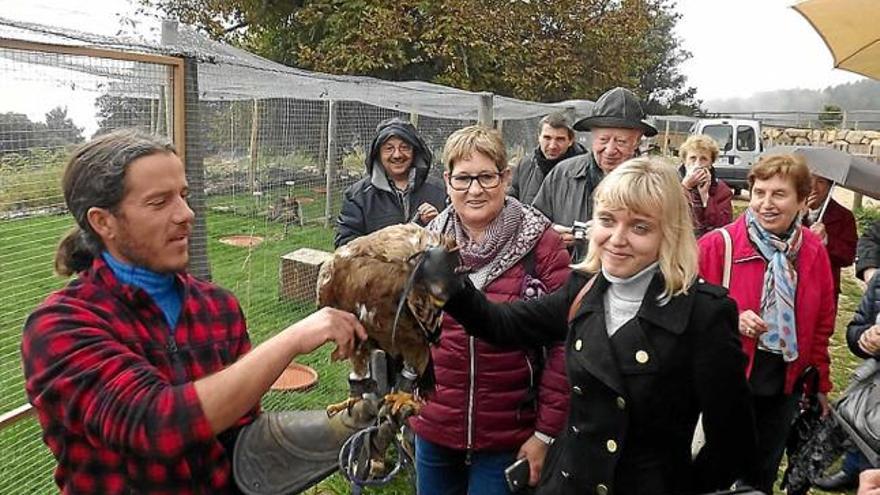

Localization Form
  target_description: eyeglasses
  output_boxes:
[380,143,413,155]
[447,172,504,191]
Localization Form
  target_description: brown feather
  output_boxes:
[317,224,455,378]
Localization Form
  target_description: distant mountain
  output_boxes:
[705,79,880,113]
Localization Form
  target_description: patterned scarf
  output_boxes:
[428,197,550,290]
[745,208,803,362]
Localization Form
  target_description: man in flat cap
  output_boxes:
[532,87,656,259]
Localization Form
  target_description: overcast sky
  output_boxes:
[0,0,868,131]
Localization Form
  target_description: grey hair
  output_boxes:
[55,129,176,276]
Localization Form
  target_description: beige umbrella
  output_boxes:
[792,0,880,79]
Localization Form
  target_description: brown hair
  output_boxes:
[442,125,507,173]
[539,113,575,140]
[55,129,176,276]
[747,154,812,201]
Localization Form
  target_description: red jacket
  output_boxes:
[697,215,835,394]
[809,198,857,295]
[22,258,256,494]
[689,178,733,239]
[410,228,571,451]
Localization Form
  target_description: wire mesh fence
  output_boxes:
[0,17,559,492]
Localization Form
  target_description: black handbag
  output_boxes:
[781,366,847,495]
[833,358,880,467]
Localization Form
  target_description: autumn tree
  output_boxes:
[142,0,698,110]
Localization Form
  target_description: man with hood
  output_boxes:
[508,112,587,204]
[335,117,447,248]
[532,88,657,258]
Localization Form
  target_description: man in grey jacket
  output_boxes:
[532,87,657,258]
[508,112,586,204]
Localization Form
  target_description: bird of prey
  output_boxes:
[317,223,459,417]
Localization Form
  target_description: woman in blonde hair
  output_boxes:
[678,134,733,237]
[424,156,757,495]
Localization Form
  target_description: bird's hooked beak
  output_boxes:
[416,245,463,306]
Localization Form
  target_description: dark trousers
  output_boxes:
[752,393,800,494]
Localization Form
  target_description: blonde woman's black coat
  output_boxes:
[444,271,757,495]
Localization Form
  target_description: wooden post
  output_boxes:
[324,100,338,228]
[249,99,260,193]
[410,112,419,128]
[182,57,210,280]
[662,120,671,156]
[477,93,494,127]
[854,192,864,211]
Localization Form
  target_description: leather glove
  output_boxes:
[415,245,466,306]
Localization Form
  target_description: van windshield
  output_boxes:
[703,125,732,152]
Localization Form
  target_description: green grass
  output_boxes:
[1,203,876,494]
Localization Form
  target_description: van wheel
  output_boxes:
[733,187,742,197]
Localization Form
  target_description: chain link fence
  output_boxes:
[0,17,594,493]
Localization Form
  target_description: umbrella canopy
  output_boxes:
[763,145,880,199]
[792,0,880,79]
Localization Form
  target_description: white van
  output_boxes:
[691,118,763,195]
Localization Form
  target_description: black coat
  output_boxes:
[334,118,447,248]
[847,271,880,359]
[444,271,757,495]
[856,220,880,280]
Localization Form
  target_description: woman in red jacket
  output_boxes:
[679,134,733,238]
[410,125,571,494]
[698,154,836,494]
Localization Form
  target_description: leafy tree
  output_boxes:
[818,104,844,128]
[141,0,697,111]
[44,107,84,146]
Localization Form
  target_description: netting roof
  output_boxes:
[0,17,593,121]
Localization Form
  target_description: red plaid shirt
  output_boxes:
[22,257,257,494]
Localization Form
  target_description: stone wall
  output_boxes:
[763,127,880,156]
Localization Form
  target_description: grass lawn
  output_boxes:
[0,199,875,494]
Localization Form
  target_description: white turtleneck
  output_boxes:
[602,262,660,337]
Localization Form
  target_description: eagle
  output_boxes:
[316,223,459,417]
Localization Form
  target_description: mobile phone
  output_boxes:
[504,457,530,492]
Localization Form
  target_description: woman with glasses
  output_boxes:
[409,125,572,494]
[421,156,757,495]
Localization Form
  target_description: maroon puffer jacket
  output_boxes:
[410,228,571,452]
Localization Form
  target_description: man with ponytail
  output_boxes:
[22,129,366,494]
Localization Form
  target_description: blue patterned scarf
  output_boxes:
[745,209,803,362]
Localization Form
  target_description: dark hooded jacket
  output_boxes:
[335,118,447,248]
[509,142,588,205]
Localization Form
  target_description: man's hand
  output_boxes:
[517,435,550,487]
[810,221,828,245]
[865,268,878,284]
[552,224,575,247]
[738,310,768,339]
[859,469,880,495]
[287,307,367,361]
[417,202,439,224]
[859,324,880,356]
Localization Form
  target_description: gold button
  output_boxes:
[606,439,618,453]
[616,397,626,409]
[635,350,649,364]
[596,483,609,495]
[574,339,583,351]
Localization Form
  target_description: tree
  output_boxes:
[818,104,844,128]
[142,0,697,111]
[44,107,84,146]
